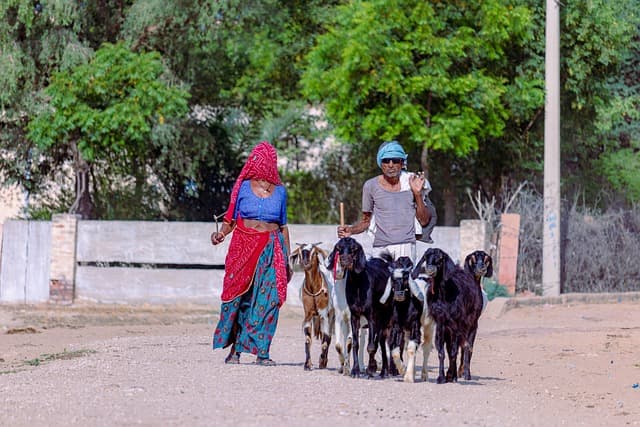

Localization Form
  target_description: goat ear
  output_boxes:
[411,253,426,279]
[354,248,367,273]
[327,247,337,269]
[465,254,474,270]
[315,247,329,259]
[442,252,457,281]
[485,256,494,278]
[290,247,301,265]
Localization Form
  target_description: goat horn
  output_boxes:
[379,279,392,304]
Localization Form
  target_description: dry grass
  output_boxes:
[511,190,640,294]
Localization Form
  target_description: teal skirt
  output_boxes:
[212,233,282,359]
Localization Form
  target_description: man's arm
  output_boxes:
[410,174,431,227]
[337,212,372,238]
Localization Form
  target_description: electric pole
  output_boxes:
[543,0,561,296]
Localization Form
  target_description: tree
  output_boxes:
[27,42,190,218]
[1,0,139,217]
[593,27,640,204]
[118,0,343,220]
[301,0,542,224]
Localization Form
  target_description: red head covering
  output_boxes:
[223,141,282,223]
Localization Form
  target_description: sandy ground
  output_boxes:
[1,296,639,427]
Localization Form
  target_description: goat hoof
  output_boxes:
[304,364,312,371]
[436,375,446,384]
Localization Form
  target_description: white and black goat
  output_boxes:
[412,248,482,383]
[327,237,392,378]
[290,242,334,371]
[385,256,435,382]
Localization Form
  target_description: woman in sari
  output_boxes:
[211,141,291,366]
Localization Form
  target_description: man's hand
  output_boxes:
[409,172,426,195]
[337,225,351,238]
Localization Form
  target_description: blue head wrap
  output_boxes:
[376,140,407,168]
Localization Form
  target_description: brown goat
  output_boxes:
[290,243,334,371]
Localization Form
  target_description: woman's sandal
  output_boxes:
[224,352,240,365]
[254,357,276,366]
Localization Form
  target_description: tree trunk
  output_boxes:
[441,163,457,226]
[69,141,95,219]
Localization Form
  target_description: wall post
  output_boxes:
[49,214,80,305]
[459,219,489,263]
[497,213,521,296]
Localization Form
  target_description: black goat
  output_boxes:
[412,248,482,383]
[457,250,493,377]
[367,252,395,378]
[385,256,431,382]
[327,237,392,378]
[464,250,493,313]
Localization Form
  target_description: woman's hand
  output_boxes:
[211,231,225,245]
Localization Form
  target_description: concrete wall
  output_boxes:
[0,220,51,303]
[0,218,467,307]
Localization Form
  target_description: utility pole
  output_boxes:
[543,0,561,296]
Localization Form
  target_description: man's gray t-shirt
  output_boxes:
[362,176,416,247]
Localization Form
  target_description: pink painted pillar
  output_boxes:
[497,213,520,295]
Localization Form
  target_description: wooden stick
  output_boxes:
[340,202,345,226]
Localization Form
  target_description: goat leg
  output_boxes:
[435,325,447,384]
[460,327,478,380]
[365,321,378,378]
[318,309,331,369]
[445,334,459,383]
[389,326,405,377]
[350,316,362,378]
[303,317,313,371]
[421,317,435,382]
[377,329,390,379]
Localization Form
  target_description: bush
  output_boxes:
[513,190,640,294]
[483,279,511,300]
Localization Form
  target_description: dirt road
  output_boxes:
[1,297,639,427]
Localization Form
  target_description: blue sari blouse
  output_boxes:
[233,180,287,225]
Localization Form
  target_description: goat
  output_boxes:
[456,250,493,377]
[385,256,435,383]
[290,242,334,371]
[464,250,493,314]
[412,248,482,383]
[367,252,395,378]
[327,237,391,378]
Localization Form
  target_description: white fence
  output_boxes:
[0,218,466,306]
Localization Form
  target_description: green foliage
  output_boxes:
[599,149,640,203]
[282,170,334,224]
[301,0,541,159]
[483,278,511,300]
[26,42,190,217]
[28,42,189,161]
